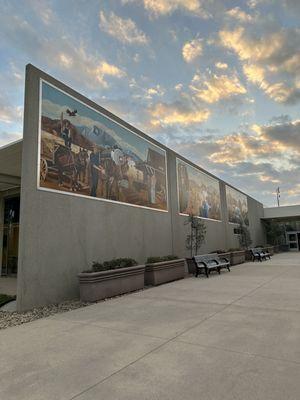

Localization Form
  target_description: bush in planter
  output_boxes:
[84,258,138,273]
[146,255,178,264]
[78,257,143,302]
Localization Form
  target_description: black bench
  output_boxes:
[250,248,271,262]
[193,253,230,278]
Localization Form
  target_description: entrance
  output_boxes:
[1,196,20,276]
[286,231,300,252]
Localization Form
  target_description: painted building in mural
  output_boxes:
[0,65,267,311]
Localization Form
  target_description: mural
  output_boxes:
[38,81,168,211]
[177,159,221,220]
[226,186,249,225]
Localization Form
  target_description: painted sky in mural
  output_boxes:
[39,81,168,211]
[226,185,249,225]
[177,159,221,220]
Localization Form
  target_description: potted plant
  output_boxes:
[78,258,145,302]
[185,214,207,274]
[145,255,185,286]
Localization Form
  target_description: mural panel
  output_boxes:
[226,185,249,225]
[177,159,221,220]
[38,81,168,211]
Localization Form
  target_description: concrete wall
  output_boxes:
[17,65,266,311]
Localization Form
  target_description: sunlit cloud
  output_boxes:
[123,0,210,18]
[226,7,254,22]
[215,62,228,69]
[190,73,247,103]
[149,101,210,128]
[99,11,149,44]
[182,38,203,63]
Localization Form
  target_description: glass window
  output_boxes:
[288,234,296,241]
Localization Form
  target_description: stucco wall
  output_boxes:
[17,65,266,311]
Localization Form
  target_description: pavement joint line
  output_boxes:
[174,338,300,366]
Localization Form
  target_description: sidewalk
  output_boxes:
[1,253,300,400]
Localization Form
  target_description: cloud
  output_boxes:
[220,26,300,103]
[99,11,149,44]
[122,0,210,18]
[148,101,210,128]
[215,62,228,69]
[0,131,22,147]
[190,73,247,103]
[169,117,300,206]
[182,38,203,63]
[0,95,23,124]
[226,7,254,22]
[243,63,300,104]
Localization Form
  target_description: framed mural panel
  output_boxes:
[177,158,221,221]
[226,185,249,225]
[38,80,168,211]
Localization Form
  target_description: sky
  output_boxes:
[0,0,300,207]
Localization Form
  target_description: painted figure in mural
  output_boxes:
[75,148,89,184]
[202,198,211,218]
[62,120,72,148]
[89,148,102,197]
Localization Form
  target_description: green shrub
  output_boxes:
[83,258,138,273]
[146,255,178,264]
[0,294,16,307]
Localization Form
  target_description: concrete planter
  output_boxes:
[219,252,231,261]
[145,259,185,286]
[230,250,246,265]
[245,250,252,261]
[274,245,280,253]
[78,265,145,302]
[264,246,274,256]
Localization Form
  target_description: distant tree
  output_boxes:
[185,214,207,257]
[263,220,286,245]
[238,222,252,249]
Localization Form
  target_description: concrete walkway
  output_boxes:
[1,253,300,400]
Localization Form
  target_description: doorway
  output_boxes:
[1,196,20,276]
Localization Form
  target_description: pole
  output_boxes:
[276,187,280,207]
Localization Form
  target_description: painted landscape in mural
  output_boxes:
[39,81,168,211]
[177,159,221,220]
[226,186,249,225]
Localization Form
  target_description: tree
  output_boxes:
[185,214,207,257]
[238,222,252,249]
[263,220,286,245]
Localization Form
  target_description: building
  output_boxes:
[0,65,269,311]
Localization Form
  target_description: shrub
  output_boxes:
[83,258,138,273]
[146,255,178,264]
[210,249,227,254]
[228,248,241,252]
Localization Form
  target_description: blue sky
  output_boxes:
[0,0,300,206]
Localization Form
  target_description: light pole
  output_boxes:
[276,187,280,207]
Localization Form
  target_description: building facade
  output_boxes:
[0,65,266,311]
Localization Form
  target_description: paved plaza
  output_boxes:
[1,252,300,400]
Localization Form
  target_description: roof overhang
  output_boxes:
[263,205,300,221]
[0,140,22,192]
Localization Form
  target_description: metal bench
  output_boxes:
[250,248,271,262]
[193,253,230,278]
